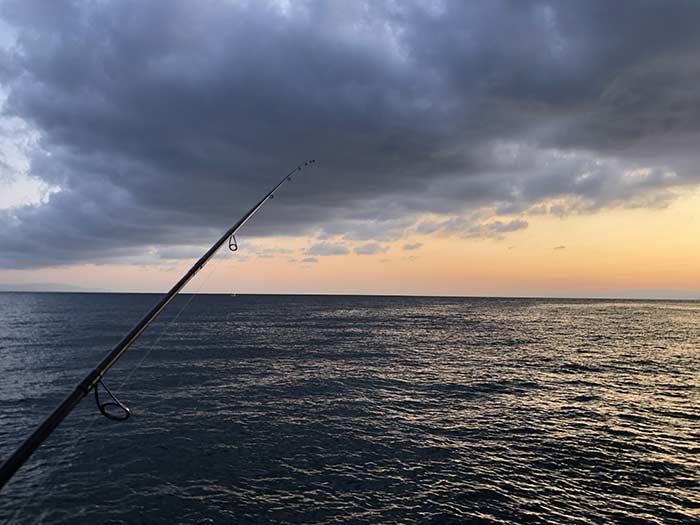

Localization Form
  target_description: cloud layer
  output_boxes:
[1,0,700,268]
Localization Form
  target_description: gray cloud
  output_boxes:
[1,1,700,268]
[402,243,423,251]
[467,219,529,239]
[305,242,350,256]
[354,242,388,255]
[416,216,528,239]
[301,257,318,264]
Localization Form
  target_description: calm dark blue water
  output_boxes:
[0,293,698,524]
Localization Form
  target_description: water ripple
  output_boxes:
[0,294,698,523]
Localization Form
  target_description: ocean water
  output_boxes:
[0,293,698,524]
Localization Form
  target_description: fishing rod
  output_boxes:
[0,160,316,491]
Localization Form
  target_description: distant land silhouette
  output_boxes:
[0,283,91,292]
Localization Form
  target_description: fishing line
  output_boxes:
[91,265,217,420]
[14,257,224,523]
[116,255,221,393]
[0,160,315,494]
[115,206,246,406]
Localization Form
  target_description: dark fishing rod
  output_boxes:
[0,160,316,491]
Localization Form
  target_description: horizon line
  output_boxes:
[0,289,698,302]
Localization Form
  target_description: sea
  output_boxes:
[0,293,698,524]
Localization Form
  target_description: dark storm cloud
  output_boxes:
[1,0,700,268]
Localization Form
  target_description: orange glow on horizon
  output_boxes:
[1,188,699,298]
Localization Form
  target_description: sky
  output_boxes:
[0,0,699,298]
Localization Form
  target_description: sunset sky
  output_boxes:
[1,1,699,298]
